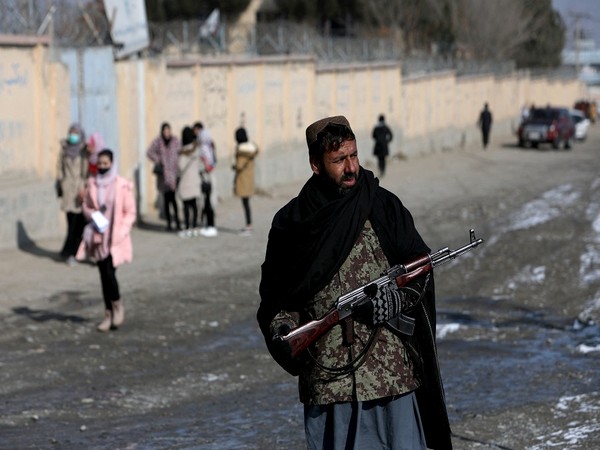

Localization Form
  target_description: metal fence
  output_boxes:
[148,20,404,61]
[0,0,111,47]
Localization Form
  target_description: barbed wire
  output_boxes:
[0,0,111,47]
[0,1,578,80]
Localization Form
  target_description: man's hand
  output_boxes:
[356,283,407,326]
[269,323,300,376]
[357,275,428,327]
[270,323,293,359]
[370,284,404,325]
[272,323,292,340]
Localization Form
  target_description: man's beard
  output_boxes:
[318,171,359,196]
[337,173,358,195]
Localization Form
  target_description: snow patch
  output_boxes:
[576,343,600,354]
[528,393,600,449]
[508,184,580,231]
[555,394,600,414]
[436,323,461,339]
[202,373,229,382]
[592,212,600,239]
[506,265,546,290]
[580,244,600,285]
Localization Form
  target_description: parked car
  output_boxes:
[570,108,590,141]
[517,107,575,150]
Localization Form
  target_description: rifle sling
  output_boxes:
[307,326,381,376]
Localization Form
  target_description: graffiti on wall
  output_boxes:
[0,119,25,169]
[336,82,350,111]
[0,63,29,94]
[201,68,228,127]
[235,76,257,135]
[288,66,307,130]
[264,78,284,129]
[166,74,195,124]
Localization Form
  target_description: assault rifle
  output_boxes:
[275,229,484,359]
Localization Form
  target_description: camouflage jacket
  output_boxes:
[272,221,420,405]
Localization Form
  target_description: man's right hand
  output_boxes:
[269,323,300,376]
[271,323,293,357]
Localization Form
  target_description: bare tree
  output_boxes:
[360,0,559,63]
[362,0,453,54]
[449,0,543,60]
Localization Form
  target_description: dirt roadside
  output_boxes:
[1,127,599,449]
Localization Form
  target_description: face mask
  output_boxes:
[67,133,80,145]
[97,167,110,175]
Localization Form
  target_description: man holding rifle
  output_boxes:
[257,115,452,449]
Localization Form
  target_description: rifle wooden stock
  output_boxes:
[282,309,341,358]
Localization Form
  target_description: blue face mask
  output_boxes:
[67,133,80,145]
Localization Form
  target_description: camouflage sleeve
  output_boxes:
[269,310,300,337]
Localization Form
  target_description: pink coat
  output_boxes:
[76,176,136,267]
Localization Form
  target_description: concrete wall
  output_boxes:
[0,44,70,249]
[116,57,587,215]
[0,42,588,249]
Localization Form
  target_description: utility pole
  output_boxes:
[569,11,591,76]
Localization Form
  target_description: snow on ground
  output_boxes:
[506,265,546,290]
[436,323,462,339]
[527,393,600,449]
[484,184,581,248]
[508,184,580,231]
[580,178,600,286]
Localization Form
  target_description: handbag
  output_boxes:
[54,180,63,198]
[200,171,211,194]
[152,163,164,175]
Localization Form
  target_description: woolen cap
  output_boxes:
[305,115,353,148]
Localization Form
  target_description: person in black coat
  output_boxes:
[478,103,493,149]
[372,114,393,177]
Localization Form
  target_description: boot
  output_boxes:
[112,300,125,327]
[97,310,112,332]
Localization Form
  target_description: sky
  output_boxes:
[552,0,600,49]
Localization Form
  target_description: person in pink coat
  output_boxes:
[77,149,136,332]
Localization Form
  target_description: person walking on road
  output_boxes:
[372,114,393,177]
[146,122,181,231]
[478,103,493,149]
[77,149,136,332]
[177,126,201,237]
[257,115,452,450]
[194,122,218,237]
[56,123,88,265]
[232,126,259,236]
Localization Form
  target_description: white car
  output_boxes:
[570,109,590,141]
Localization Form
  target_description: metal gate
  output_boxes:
[58,46,120,157]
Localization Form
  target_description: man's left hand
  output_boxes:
[372,283,405,325]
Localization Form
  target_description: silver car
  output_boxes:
[570,109,590,141]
